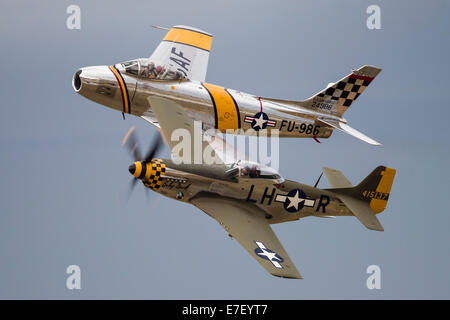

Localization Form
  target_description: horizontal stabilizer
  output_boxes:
[337,194,384,231]
[322,167,353,188]
[318,119,381,146]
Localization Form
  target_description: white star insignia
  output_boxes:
[286,190,305,210]
[257,249,282,264]
[253,113,267,130]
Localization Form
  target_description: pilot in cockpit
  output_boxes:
[140,64,149,78]
[241,165,259,178]
[235,160,284,183]
[120,59,187,81]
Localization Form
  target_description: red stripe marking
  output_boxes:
[109,66,126,113]
[349,74,374,82]
[258,97,263,112]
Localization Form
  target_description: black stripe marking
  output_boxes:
[139,162,147,179]
[201,83,218,129]
[112,65,131,114]
[225,88,241,129]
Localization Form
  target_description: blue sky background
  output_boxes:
[0,0,449,299]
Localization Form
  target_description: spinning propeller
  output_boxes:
[122,126,163,195]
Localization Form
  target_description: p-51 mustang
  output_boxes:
[121,95,396,279]
[73,25,382,145]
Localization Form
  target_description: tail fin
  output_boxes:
[302,65,382,117]
[355,166,396,214]
[260,65,382,145]
[326,166,396,231]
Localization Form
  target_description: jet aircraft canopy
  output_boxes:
[117,59,187,81]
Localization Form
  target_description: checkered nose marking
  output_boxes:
[142,159,166,191]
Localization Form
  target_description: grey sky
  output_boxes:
[0,0,449,299]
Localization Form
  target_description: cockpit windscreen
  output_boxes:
[119,59,186,81]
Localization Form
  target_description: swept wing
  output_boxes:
[191,194,302,279]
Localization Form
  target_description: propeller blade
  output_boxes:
[124,127,163,201]
[128,178,138,197]
[144,132,163,163]
[123,126,142,161]
[144,186,151,203]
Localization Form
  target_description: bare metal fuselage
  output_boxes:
[74,65,337,139]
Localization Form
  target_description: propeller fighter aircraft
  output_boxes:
[120,95,396,279]
[73,25,383,145]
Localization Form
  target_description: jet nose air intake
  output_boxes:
[72,70,82,92]
[72,65,133,113]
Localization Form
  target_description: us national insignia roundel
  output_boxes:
[274,188,316,213]
[244,112,277,131]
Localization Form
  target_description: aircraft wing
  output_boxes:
[149,25,212,82]
[147,96,249,165]
[191,194,302,279]
[141,109,160,129]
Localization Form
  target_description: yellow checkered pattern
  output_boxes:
[143,159,166,190]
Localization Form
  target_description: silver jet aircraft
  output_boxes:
[73,25,382,145]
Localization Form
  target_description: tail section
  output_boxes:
[325,166,396,231]
[355,166,396,214]
[262,65,383,145]
[303,65,382,117]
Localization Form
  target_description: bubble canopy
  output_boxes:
[116,58,187,81]
[234,160,284,182]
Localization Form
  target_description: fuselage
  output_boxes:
[133,158,352,224]
[73,63,337,138]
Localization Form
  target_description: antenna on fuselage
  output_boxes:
[151,25,170,31]
[313,172,323,188]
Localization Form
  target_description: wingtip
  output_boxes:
[272,274,303,280]
[271,270,303,280]
[368,225,384,232]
